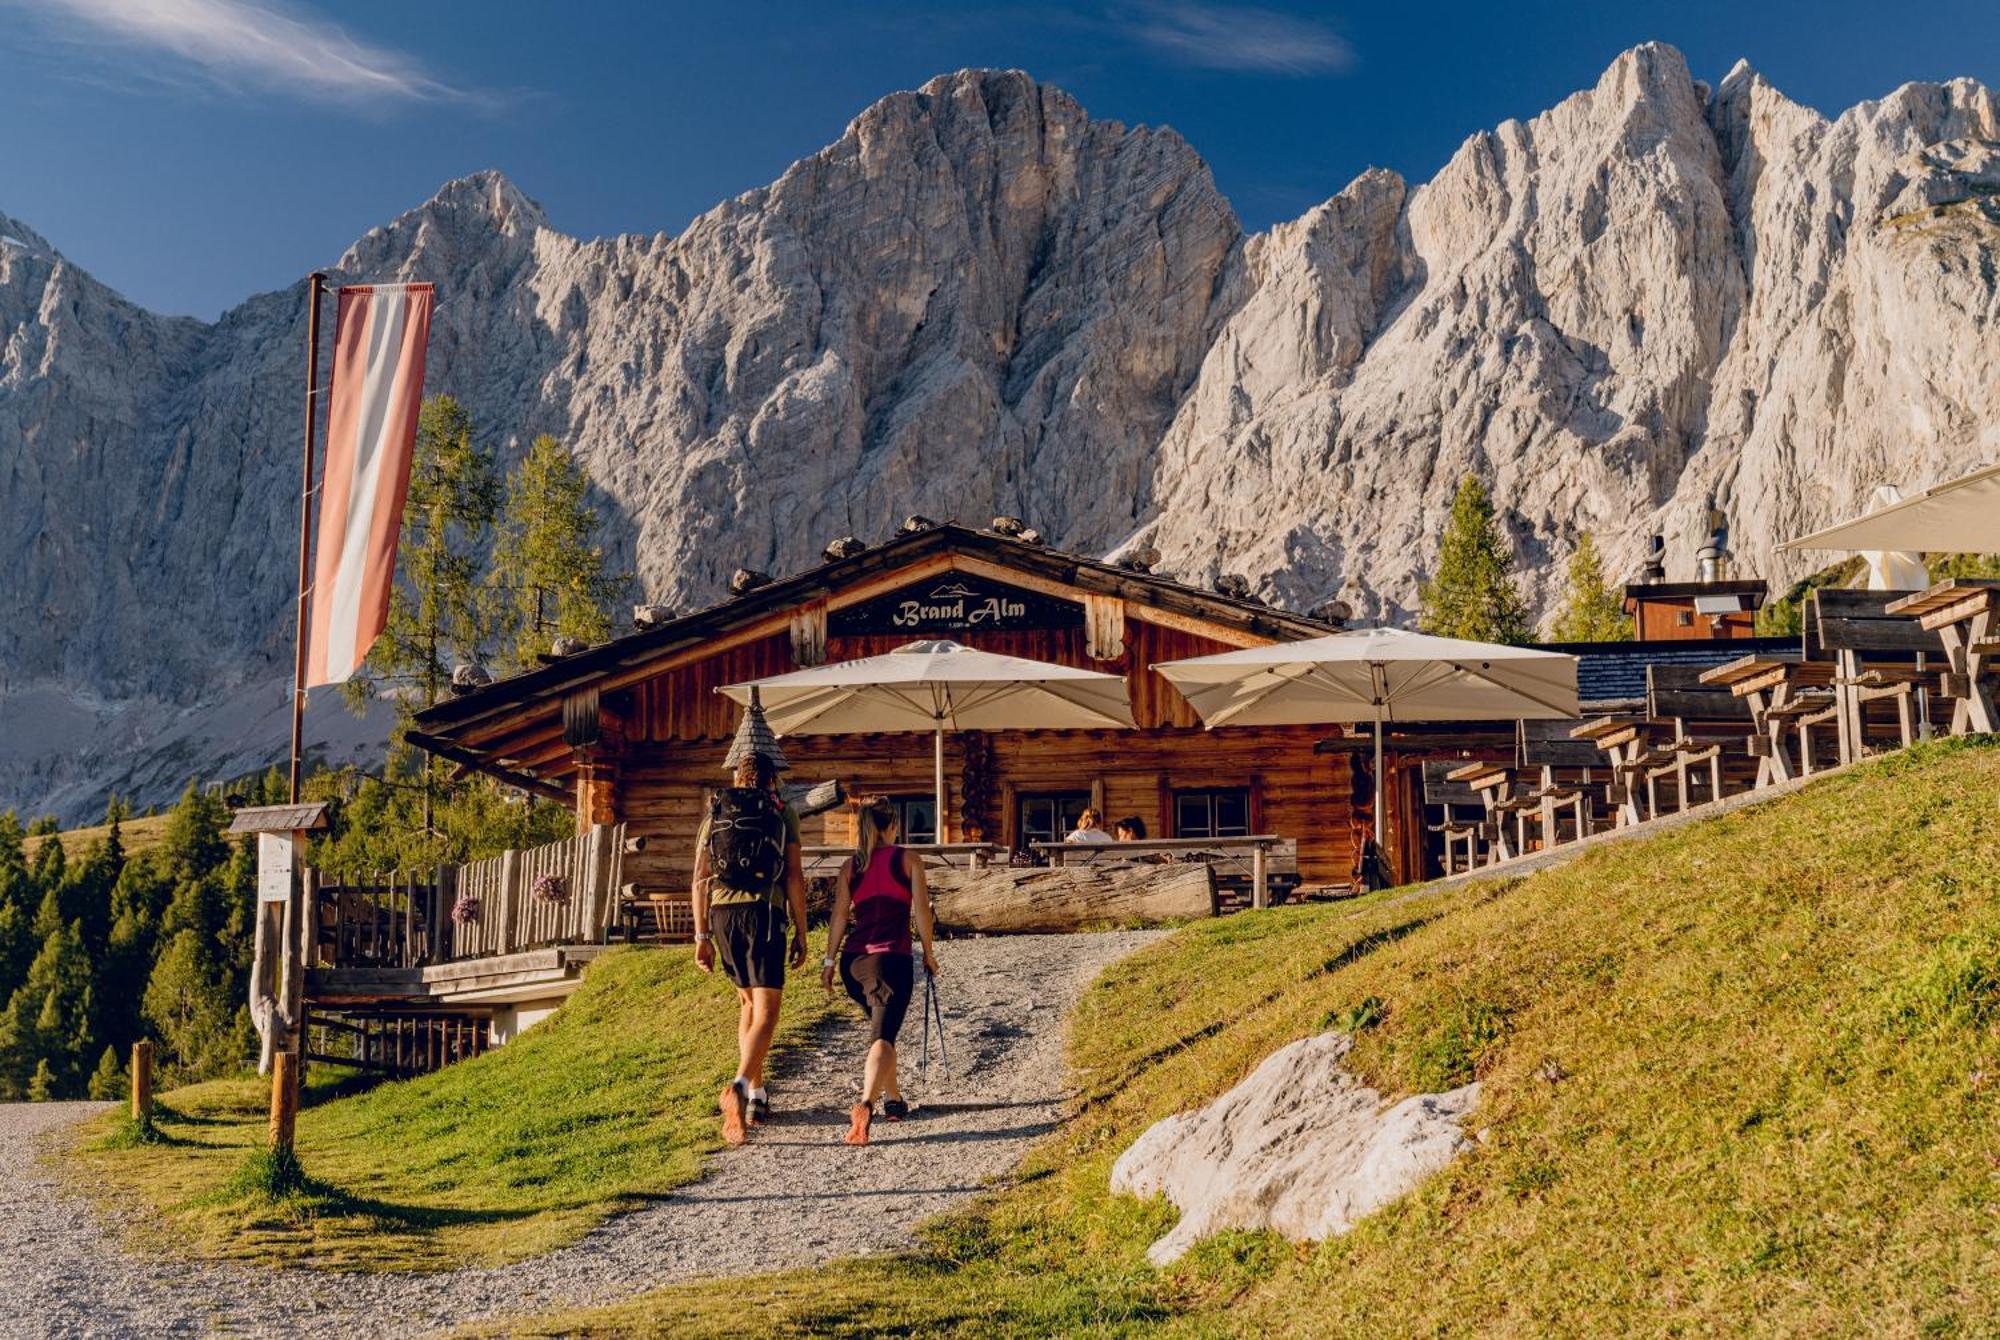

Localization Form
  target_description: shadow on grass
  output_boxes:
[1305,913,1440,980]
[217,1146,542,1235]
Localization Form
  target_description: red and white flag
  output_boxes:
[307,284,434,686]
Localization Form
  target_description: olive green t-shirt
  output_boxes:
[699,801,802,907]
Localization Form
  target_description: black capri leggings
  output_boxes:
[839,951,915,1045]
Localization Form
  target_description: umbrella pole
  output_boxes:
[1373,705,1386,851]
[934,720,946,842]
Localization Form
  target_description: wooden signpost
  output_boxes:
[228,802,330,1151]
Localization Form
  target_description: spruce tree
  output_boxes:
[1418,476,1532,644]
[1549,532,1634,642]
[88,1044,127,1101]
[490,434,622,673]
[27,1058,54,1102]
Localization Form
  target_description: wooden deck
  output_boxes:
[307,943,617,1007]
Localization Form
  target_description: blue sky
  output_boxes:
[3,0,1995,318]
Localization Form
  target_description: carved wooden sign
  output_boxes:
[830,573,1083,637]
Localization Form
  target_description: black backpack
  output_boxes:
[707,787,788,893]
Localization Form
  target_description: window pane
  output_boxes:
[900,798,936,844]
[1175,793,1211,838]
[1213,790,1250,836]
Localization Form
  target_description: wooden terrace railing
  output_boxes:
[313,823,629,970]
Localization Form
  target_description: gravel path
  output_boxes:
[2,930,1163,1339]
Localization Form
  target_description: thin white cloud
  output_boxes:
[7,0,481,106]
[1130,3,1353,76]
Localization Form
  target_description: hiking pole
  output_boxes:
[920,967,949,1082]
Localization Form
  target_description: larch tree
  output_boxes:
[347,395,501,719]
[489,434,623,673]
[1418,476,1532,644]
[344,395,501,832]
[1549,533,1633,642]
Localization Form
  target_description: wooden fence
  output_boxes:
[314,823,627,969]
[444,823,626,960]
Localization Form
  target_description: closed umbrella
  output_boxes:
[1781,461,2000,556]
[720,639,1135,836]
[1154,628,1579,853]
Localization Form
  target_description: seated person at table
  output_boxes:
[1064,809,1114,844]
[1112,817,1147,841]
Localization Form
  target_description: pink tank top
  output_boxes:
[845,845,913,956]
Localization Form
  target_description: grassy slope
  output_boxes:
[512,739,2000,1337]
[75,948,835,1270]
[24,813,173,861]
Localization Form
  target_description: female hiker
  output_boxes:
[822,795,939,1146]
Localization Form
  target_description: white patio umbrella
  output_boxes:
[1780,461,2000,557]
[719,639,1136,834]
[1153,628,1579,850]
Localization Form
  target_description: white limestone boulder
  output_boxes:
[1110,1032,1479,1265]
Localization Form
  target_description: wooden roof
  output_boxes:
[415,523,1329,740]
[226,802,332,834]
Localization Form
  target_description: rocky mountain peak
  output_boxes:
[4,44,1999,821]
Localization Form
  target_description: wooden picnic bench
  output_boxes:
[1444,760,1537,861]
[1568,715,1678,826]
[1034,836,1291,909]
[1885,579,2000,735]
[1514,718,1606,850]
[1807,587,1949,761]
[1642,664,1760,813]
[1697,656,1837,787]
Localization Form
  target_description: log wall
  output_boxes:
[565,609,1366,896]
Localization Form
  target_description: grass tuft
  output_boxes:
[228,1144,309,1200]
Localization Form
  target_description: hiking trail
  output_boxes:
[0,930,1161,1339]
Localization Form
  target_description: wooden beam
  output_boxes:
[404,731,575,805]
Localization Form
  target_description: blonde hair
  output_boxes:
[856,795,899,867]
[1078,808,1102,830]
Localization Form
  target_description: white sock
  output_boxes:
[750,1086,767,1102]
[731,1075,749,1095]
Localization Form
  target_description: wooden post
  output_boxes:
[269,1051,299,1151]
[1251,842,1268,910]
[130,1041,153,1122]
[496,847,521,956]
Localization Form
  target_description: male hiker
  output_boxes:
[692,698,810,1145]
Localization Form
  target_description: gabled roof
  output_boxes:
[226,802,332,834]
[413,522,1331,740]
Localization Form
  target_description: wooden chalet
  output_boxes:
[409,523,1379,908]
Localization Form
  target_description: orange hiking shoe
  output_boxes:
[844,1101,872,1146]
[719,1082,748,1146]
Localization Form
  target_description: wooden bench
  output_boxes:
[1807,587,1949,761]
[1423,759,1488,874]
[1642,664,1759,813]
[1515,718,1607,850]
[1569,714,1677,826]
[1445,760,1537,862]
[1033,836,1290,909]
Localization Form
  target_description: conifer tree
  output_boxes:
[88,1044,127,1101]
[27,1058,54,1102]
[490,435,623,673]
[347,394,501,717]
[1549,533,1634,642]
[1418,476,1532,644]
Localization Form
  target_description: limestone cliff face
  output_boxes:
[1137,44,2000,618]
[2,50,1996,819]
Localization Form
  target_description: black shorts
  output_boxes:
[710,900,788,990]
[840,951,915,1045]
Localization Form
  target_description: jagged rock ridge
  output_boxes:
[2,49,1996,820]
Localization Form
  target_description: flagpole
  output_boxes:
[289,271,328,804]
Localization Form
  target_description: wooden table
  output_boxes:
[1444,761,1529,860]
[801,842,1007,879]
[1033,835,1286,909]
[1886,580,2000,735]
[1569,717,1675,826]
[1698,657,1838,787]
